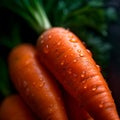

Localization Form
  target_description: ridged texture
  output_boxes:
[37,27,119,120]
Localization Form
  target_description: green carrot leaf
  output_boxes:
[0,57,11,97]
[1,0,51,34]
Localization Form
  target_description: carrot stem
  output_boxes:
[2,0,51,34]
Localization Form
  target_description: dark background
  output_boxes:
[106,0,120,114]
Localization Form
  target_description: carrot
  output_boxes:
[8,44,68,120]
[0,94,36,120]
[63,89,93,120]
[37,27,119,120]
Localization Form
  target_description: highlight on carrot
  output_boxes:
[0,94,36,120]
[37,27,119,120]
[8,44,68,120]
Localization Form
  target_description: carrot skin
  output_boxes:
[63,90,93,120]
[8,44,68,120]
[0,95,36,120]
[37,27,119,120]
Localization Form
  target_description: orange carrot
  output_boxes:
[63,90,93,120]
[37,27,119,120]
[8,44,68,120]
[0,95,36,120]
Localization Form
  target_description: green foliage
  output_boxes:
[1,0,51,34]
[0,57,11,97]
[41,0,116,69]
[0,24,21,99]
[0,24,21,49]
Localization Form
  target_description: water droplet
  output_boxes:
[40,35,43,39]
[81,74,85,78]
[60,61,64,66]
[57,42,61,46]
[40,35,44,42]
[79,53,84,57]
[77,49,81,53]
[77,49,84,57]
[82,79,86,84]
[43,45,49,54]
[92,87,97,91]
[81,73,85,78]
[99,103,103,108]
[48,35,51,39]
[96,65,101,71]
[46,45,49,48]
[81,71,86,78]
[86,49,92,56]
[84,85,87,89]
[73,59,77,63]
[69,38,76,43]
[64,55,67,58]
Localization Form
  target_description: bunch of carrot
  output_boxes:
[0,27,119,120]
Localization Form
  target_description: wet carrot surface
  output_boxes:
[37,27,119,120]
[8,44,68,120]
